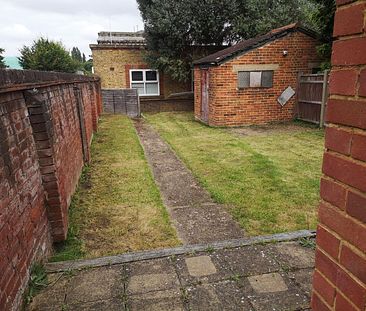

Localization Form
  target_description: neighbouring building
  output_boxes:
[193,23,321,127]
[90,31,193,113]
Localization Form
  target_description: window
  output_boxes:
[130,69,160,96]
[238,71,274,89]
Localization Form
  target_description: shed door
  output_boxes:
[201,69,209,123]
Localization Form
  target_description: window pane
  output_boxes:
[250,72,262,87]
[261,71,274,87]
[238,72,250,88]
[131,71,143,81]
[146,82,159,95]
[131,83,145,95]
[146,70,158,81]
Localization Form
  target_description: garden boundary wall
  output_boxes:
[0,69,102,310]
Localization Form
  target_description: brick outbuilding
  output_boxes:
[193,23,321,126]
[90,31,194,113]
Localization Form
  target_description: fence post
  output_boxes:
[295,71,303,118]
[319,70,329,128]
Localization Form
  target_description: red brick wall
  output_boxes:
[312,1,366,310]
[194,31,320,126]
[0,70,102,310]
[0,91,52,310]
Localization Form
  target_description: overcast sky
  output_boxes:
[0,0,144,57]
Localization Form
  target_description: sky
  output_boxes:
[0,0,144,57]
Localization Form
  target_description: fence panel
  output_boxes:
[101,89,140,117]
[295,71,329,127]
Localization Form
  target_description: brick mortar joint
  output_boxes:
[320,199,366,230]
[336,0,366,10]
[312,289,334,309]
[326,122,366,135]
[326,149,366,168]
[316,243,366,291]
[322,175,366,200]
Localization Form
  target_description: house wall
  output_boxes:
[0,70,102,311]
[311,1,366,310]
[194,31,320,126]
[91,47,191,99]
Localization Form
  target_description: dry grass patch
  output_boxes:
[52,114,179,261]
[146,112,324,236]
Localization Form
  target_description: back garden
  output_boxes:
[54,112,324,261]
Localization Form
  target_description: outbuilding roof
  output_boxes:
[193,23,318,67]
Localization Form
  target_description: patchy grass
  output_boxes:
[52,114,179,261]
[145,112,324,236]
[24,264,48,306]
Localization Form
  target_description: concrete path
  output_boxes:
[29,239,315,311]
[134,119,244,244]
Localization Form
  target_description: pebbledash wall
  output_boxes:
[194,29,320,126]
[312,1,366,310]
[0,69,102,310]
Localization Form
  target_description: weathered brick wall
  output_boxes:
[312,1,366,310]
[0,69,101,310]
[0,91,52,310]
[91,47,191,99]
[194,31,320,126]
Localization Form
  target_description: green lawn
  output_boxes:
[52,115,179,261]
[146,112,324,236]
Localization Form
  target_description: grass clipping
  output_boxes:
[53,115,179,261]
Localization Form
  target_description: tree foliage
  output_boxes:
[137,0,320,81]
[71,47,83,63]
[309,0,336,69]
[19,38,78,73]
[0,48,7,69]
[71,47,93,73]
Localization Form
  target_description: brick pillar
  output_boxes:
[311,1,366,310]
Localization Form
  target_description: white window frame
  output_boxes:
[129,69,160,96]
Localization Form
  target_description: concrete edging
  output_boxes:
[46,230,316,273]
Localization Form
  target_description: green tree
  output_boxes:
[0,48,7,68]
[19,37,78,73]
[137,0,318,81]
[83,58,93,73]
[71,47,83,63]
[310,0,336,69]
[233,0,318,40]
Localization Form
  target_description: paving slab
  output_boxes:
[28,274,69,311]
[288,268,314,297]
[241,273,310,311]
[186,280,253,311]
[127,289,185,311]
[171,204,244,244]
[126,258,180,295]
[266,242,315,270]
[65,265,125,305]
[215,245,281,277]
[68,298,125,311]
[185,256,217,277]
[29,238,316,311]
[134,119,244,244]
[247,273,288,293]
[174,251,233,286]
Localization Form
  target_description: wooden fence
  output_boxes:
[295,71,329,127]
[102,89,140,117]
